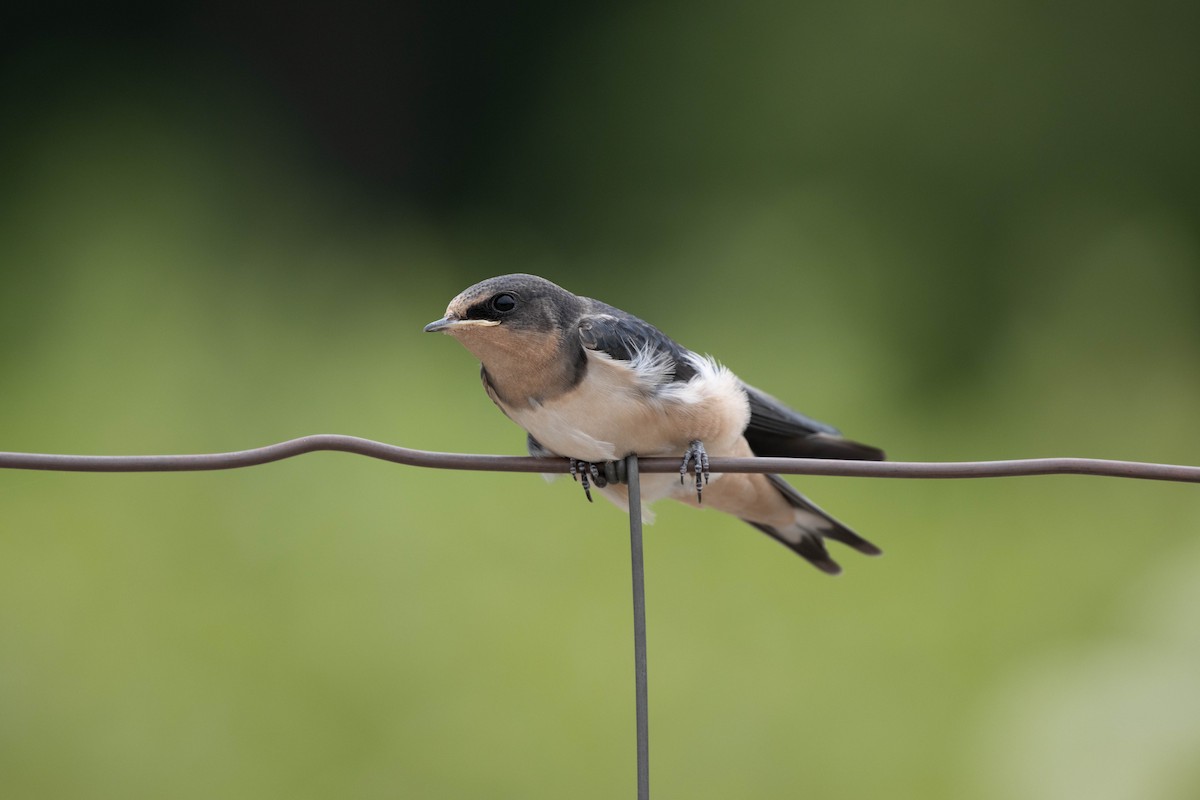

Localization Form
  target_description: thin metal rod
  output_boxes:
[2,435,1200,483]
[626,454,650,800]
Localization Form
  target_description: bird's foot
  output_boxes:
[569,458,608,502]
[680,440,710,503]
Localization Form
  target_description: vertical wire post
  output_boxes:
[625,454,650,800]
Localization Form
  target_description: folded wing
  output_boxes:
[741,382,884,461]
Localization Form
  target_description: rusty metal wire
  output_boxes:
[2,434,1200,482]
[4,435,1199,800]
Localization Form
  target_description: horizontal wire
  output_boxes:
[1,434,1198,482]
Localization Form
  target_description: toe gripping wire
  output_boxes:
[569,458,630,502]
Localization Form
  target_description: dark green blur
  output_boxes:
[2,3,1199,798]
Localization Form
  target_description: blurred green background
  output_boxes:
[2,2,1199,798]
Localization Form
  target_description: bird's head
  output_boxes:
[424,274,585,366]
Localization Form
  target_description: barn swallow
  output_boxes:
[424,274,885,574]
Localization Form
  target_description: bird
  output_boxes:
[424,274,885,574]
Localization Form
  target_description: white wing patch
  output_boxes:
[587,336,678,393]
[658,352,744,406]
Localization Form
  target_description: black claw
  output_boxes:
[569,458,593,502]
[569,458,612,503]
[681,440,710,503]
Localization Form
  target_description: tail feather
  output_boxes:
[741,473,881,574]
[743,520,843,574]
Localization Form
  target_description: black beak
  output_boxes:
[423,316,456,333]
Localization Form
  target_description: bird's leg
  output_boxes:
[680,440,710,503]
[569,458,608,502]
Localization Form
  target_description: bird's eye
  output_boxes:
[490,293,517,313]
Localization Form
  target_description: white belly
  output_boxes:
[505,350,750,464]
